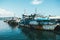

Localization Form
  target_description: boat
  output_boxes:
[4,20,8,23]
[8,20,18,26]
[19,14,60,31]
[7,17,20,26]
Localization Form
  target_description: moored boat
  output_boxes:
[7,17,21,26]
[19,14,60,31]
[8,20,18,26]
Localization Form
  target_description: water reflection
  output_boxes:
[19,27,56,40]
[0,20,60,40]
[0,21,25,40]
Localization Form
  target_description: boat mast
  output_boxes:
[23,9,27,18]
[14,13,15,18]
[14,13,15,19]
[35,8,37,14]
[24,9,26,14]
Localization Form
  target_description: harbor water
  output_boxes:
[0,20,60,40]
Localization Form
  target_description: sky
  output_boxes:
[0,0,60,17]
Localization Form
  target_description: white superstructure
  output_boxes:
[49,16,60,19]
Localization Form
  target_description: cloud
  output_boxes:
[0,8,14,17]
[32,0,43,5]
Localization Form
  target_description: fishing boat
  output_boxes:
[19,14,60,31]
[4,19,7,22]
[19,8,60,31]
[7,17,21,26]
